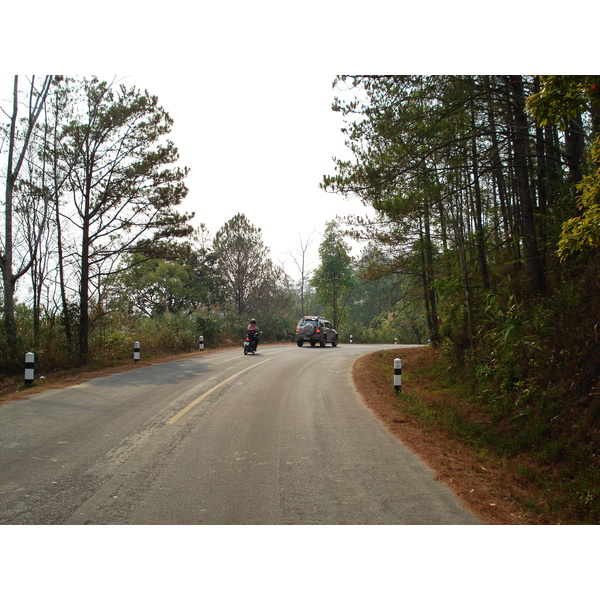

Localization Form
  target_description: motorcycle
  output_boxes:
[243,331,261,355]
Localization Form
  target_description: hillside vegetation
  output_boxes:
[356,346,599,524]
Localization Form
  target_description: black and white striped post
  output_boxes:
[24,352,35,386]
[394,358,402,393]
[350,335,353,344]
[133,341,140,362]
[199,335,204,350]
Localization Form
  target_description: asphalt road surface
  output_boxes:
[0,343,480,525]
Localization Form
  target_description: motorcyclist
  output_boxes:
[247,318,261,351]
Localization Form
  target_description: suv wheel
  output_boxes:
[297,340,304,347]
[320,335,327,348]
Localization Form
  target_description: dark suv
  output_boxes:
[295,316,338,347]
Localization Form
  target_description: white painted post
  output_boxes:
[394,337,398,344]
[199,335,204,350]
[350,335,353,344]
[133,341,140,362]
[25,352,35,386]
[394,358,402,393]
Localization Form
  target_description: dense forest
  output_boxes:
[323,76,599,408]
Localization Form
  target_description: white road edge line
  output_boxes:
[165,355,280,425]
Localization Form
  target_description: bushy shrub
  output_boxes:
[132,312,198,356]
[194,312,227,347]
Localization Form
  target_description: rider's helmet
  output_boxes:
[250,319,256,324]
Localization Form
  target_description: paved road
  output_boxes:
[0,344,480,524]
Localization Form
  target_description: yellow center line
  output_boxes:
[165,355,280,425]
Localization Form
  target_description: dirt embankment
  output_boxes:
[352,346,547,525]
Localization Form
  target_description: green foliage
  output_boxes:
[526,75,600,262]
[310,220,355,329]
[558,137,600,259]
[526,76,599,127]
[114,243,223,317]
[325,76,600,463]
[194,312,227,348]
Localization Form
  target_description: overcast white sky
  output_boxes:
[119,71,372,279]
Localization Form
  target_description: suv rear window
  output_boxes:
[298,318,318,327]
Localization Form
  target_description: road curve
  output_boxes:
[0,344,480,524]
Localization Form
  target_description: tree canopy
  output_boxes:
[310,219,354,329]
[213,213,289,317]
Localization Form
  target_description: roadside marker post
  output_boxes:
[25,352,35,386]
[394,358,402,393]
[350,335,353,344]
[199,335,204,350]
[133,341,140,362]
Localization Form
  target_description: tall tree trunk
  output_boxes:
[470,102,490,289]
[533,77,548,252]
[79,181,92,361]
[431,166,449,253]
[487,104,512,246]
[53,169,73,350]
[2,76,52,359]
[565,113,585,195]
[419,202,440,345]
[418,220,434,343]
[508,75,546,295]
[457,188,474,346]
[545,124,563,210]
[55,195,72,348]
[2,78,20,354]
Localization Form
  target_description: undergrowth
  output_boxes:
[375,342,600,524]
